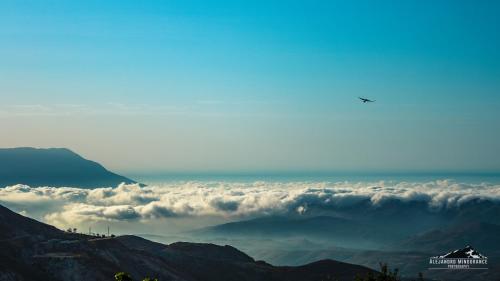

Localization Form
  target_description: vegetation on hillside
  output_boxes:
[114,272,158,281]
[115,263,424,281]
[354,263,424,281]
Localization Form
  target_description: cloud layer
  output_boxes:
[1,180,499,229]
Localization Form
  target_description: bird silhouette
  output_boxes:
[359,97,375,103]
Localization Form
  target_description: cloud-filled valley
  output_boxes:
[1,180,499,231]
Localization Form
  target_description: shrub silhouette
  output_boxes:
[114,272,133,281]
[114,272,158,281]
[355,263,424,281]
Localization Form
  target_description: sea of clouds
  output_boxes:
[1,180,499,229]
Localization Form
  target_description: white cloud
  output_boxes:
[0,180,499,229]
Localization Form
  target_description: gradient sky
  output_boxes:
[1,0,499,173]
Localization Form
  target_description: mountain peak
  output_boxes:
[0,147,136,188]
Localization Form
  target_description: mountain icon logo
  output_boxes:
[429,246,488,270]
[432,246,487,259]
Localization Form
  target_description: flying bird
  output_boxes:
[359,97,375,103]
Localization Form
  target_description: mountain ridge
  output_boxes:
[0,204,378,281]
[394,221,500,254]
[0,147,136,188]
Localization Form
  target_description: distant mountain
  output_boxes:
[0,147,136,188]
[196,215,407,249]
[200,215,355,236]
[394,221,500,254]
[194,215,500,281]
[0,204,378,281]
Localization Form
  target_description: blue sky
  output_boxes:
[1,0,499,173]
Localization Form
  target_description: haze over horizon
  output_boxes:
[1,0,499,173]
[2,2,500,281]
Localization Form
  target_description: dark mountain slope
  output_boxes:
[0,204,377,281]
[274,259,380,281]
[0,204,62,239]
[0,147,136,188]
[166,242,255,262]
[196,215,405,249]
[394,221,500,254]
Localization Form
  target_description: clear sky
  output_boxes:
[1,0,499,173]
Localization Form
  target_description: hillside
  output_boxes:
[196,215,409,249]
[0,147,136,188]
[193,214,500,281]
[394,221,500,254]
[0,204,378,281]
